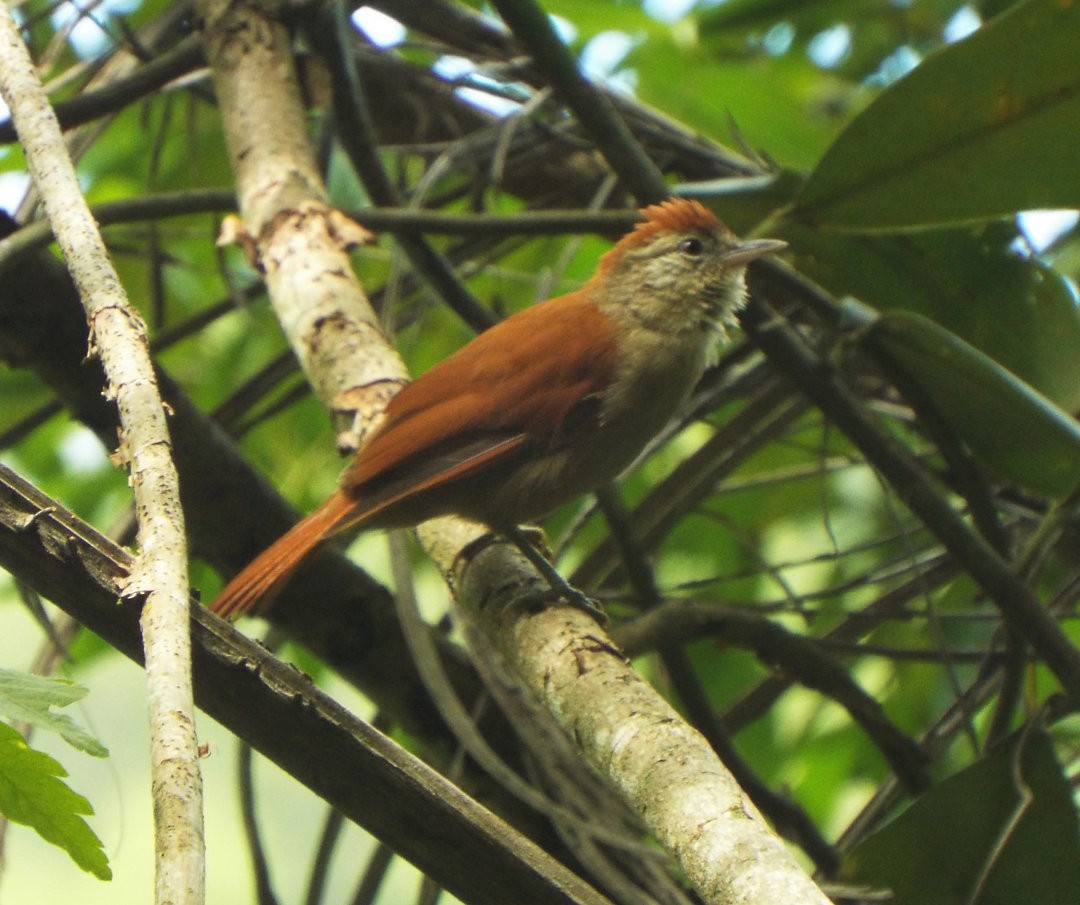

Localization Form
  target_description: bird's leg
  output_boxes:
[502,525,608,627]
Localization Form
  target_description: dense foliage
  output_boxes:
[0,0,1078,902]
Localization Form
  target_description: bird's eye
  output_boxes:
[678,236,704,256]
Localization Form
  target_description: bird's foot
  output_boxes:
[540,584,609,627]
[503,526,608,628]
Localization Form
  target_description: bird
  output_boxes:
[210,198,785,620]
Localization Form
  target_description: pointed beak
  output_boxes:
[723,238,787,267]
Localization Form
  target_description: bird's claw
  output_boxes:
[539,585,609,628]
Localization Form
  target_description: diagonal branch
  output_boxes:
[196,2,832,901]
[488,0,669,206]
[615,600,930,793]
[422,519,834,905]
[0,33,204,145]
[0,209,482,758]
[0,464,611,905]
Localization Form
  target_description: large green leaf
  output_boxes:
[781,221,1080,410]
[0,721,111,880]
[796,0,1080,228]
[844,729,1080,904]
[869,309,1080,498]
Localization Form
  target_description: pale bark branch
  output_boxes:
[195,0,405,438]
[423,521,833,905]
[0,10,204,905]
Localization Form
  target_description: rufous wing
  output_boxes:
[342,290,619,495]
[212,287,619,619]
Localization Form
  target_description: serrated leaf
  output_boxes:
[796,0,1080,228]
[869,310,1080,498]
[844,729,1080,904]
[0,721,111,880]
[0,669,108,758]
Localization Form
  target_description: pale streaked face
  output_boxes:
[595,223,785,342]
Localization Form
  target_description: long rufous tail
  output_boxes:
[210,489,358,620]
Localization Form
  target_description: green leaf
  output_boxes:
[868,310,1080,498]
[796,0,1080,228]
[0,669,108,758]
[0,721,111,880]
[781,221,1080,410]
[631,38,850,169]
[844,729,1080,904]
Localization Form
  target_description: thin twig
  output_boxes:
[307,2,495,332]
[489,0,668,206]
[614,599,930,793]
[304,807,345,905]
[238,741,281,905]
[740,294,1080,701]
[0,28,204,144]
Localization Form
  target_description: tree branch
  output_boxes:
[0,11,206,902]
[306,2,495,333]
[615,600,930,794]
[421,519,834,905]
[0,463,612,905]
[0,33,204,145]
